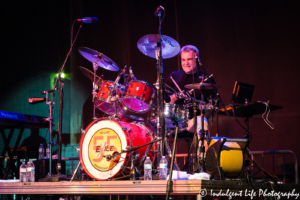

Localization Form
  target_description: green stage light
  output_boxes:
[57,73,65,78]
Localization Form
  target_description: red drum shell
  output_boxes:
[95,81,125,117]
[122,80,154,113]
[79,118,156,180]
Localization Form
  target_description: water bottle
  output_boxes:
[144,157,152,180]
[159,156,168,180]
[38,144,44,160]
[45,144,50,159]
[19,162,27,182]
[27,161,35,182]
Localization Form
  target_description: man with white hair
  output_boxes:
[165,45,216,170]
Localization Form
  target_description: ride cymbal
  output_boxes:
[137,34,180,59]
[78,47,119,71]
[184,83,221,90]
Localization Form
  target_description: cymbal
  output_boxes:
[137,34,180,59]
[79,66,103,87]
[184,83,221,90]
[78,47,119,71]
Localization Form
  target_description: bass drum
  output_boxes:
[79,118,157,180]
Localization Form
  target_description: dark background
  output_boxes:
[1,1,299,181]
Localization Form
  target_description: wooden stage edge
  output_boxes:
[0,180,299,195]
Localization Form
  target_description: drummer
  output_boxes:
[165,45,217,160]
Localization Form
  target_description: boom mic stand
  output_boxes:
[40,21,83,181]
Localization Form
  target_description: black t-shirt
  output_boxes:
[165,70,217,118]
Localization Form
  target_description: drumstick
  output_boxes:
[170,76,182,93]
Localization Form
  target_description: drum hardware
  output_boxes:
[137,137,158,171]
[70,147,82,182]
[129,66,137,81]
[166,117,180,200]
[184,83,222,90]
[79,66,104,87]
[121,138,161,180]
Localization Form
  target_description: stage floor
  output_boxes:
[0,180,299,196]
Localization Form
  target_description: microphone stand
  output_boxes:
[154,7,166,164]
[41,21,83,181]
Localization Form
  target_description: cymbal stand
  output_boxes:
[113,66,126,119]
[166,119,179,200]
[92,61,99,121]
[215,94,220,137]
[199,105,207,172]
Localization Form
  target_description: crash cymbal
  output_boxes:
[137,34,180,59]
[78,47,119,71]
[79,66,103,87]
[184,83,222,90]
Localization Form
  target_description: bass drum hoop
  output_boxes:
[79,118,131,181]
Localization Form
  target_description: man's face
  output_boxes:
[181,50,197,74]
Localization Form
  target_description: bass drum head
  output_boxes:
[79,118,156,181]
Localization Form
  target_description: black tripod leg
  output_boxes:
[166,123,179,200]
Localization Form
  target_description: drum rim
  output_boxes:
[79,118,131,180]
[122,95,151,113]
[128,80,154,90]
[94,100,126,117]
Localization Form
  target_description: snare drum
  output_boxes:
[94,81,125,117]
[150,103,189,129]
[79,118,157,180]
[163,103,189,122]
[122,80,155,113]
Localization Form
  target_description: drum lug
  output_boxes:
[146,131,151,136]
[100,91,104,96]
[127,89,130,95]
[128,128,132,132]
[144,85,147,91]
[81,128,85,134]
[122,127,127,131]
[142,92,145,98]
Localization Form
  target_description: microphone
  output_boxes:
[129,66,137,81]
[154,6,164,17]
[28,97,49,104]
[194,53,203,66]
[76,17,99,24]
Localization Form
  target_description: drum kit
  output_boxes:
[75,33,223,181]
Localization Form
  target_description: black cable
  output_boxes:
[231,106,253,141]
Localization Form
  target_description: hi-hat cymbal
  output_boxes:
[184,83,222,90]
[79,66,103,87]
[78,47,119,71]
[137,34,180,59]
